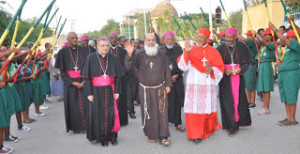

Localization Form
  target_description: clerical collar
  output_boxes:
[226,43,235,48]
[98,52,107,58]
[196,43,208,48]
[111,45,117,50]
[69,45,77,50]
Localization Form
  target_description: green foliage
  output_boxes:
[84,19,120,40]
[286,0,300,10]
[228,9,243,34]
[0,10,11,34]
[0,10,53,47]
[134,12,151,39]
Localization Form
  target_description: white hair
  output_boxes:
[88,40,95,47]
[144,33,156,40]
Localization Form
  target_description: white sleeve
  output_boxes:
[177,54,189,72]
[212,67,223,85]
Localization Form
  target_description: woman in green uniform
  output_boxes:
[0,51,14,153]
[270,23,300,126]
[32,60,47,117]
[30,48,51,117]
[238,31,259,109]
[255,28,275,115]
[11,60,32,131]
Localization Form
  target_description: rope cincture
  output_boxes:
[139,81,165,129]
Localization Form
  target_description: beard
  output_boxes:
[144,44,158,57]
[166,44,173,49]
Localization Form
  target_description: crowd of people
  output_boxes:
[0,16,299,153]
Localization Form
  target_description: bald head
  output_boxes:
[109,33,118,47]
[67,32,78,47]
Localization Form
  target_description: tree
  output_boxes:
[84,19,120,40]
[134,11,151,39]
[228,9,243,34]
[286,0,300,10]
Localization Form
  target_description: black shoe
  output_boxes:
[193,138,202,143]
[111,139,118,145]
[120,122,128,126]
[228,131,236,137]
[129,113,136,119]
[248,103,256,109]
[101,141,108,146]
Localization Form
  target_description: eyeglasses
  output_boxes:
[98,45,110,48]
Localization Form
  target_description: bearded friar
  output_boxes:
[125,33,172,146]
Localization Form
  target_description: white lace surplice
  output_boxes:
[178,54,223,114]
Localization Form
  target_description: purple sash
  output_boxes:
[225,64,240,122]
[67,70,81,78]
[91,76,120,132]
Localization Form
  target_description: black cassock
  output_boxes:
[110,46,128,125]
[81,52,123,142]
[126,49,138,115]
[160,45,185,126]
[217,41,252,131]
[55,46,89,132]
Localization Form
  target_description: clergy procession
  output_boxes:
[0,0,300,153]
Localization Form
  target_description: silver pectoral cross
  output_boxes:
[103,73,107,79]
[74,66,79,71]
[230,62,236,71]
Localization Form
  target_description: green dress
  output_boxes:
[0,63,10,128]
[13,63,32,111]
[0,64,22,116]
[32,61,45,104]
[244,39,258,90]
[278,40,300,104]
[7,64,23,112]
[0,87,10,128]
[256,42,275,92]
[41,70,51,96]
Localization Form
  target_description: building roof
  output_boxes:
[151,1,178,19]
[122,8,152,19]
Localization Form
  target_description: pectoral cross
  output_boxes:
[230,61,236,70]
[202,57,208,67]
[149,61,153,69]
[103,73,107,79]
[74,66,79,71]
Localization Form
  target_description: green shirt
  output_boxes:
[260,42,275,63]
[247,39,258,63]
[278,40,300,72]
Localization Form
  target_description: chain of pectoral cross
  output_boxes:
[68,47,79,71]
[225,43,237,69]
[96,53,109,79]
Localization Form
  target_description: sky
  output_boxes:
[5,0,243,35]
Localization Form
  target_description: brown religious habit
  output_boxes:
[125,48,172,140]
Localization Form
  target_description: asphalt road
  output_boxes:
[5,83,300,154]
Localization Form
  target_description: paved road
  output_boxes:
[6,83,300,154]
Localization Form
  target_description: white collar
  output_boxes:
[196,43,208,48]
[98,52,107,57]
[111,45,117,49]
